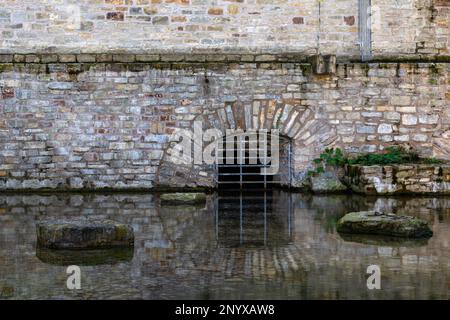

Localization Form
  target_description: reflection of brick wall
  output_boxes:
[1,193,449,299]
[0,193,215,299]
[0,1,448,59]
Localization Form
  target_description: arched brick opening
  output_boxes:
[215,132,291,189]
[156,102,336,188]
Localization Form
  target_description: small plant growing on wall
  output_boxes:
[308,145,445,176]
[308,148,346,176]
[347,146,419,166]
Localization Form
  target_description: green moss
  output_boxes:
[428,78,438,85]
[348,146,421,166]
[378,63,393,69]
[36,247,134,266]
[429,64,440,75]
[298,63,312,76]
[115,224,130,241]
[337,211,433,238]
[0,63,13,73]
[0,286,14,298]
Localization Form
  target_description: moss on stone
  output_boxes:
[36,247,134,266]
[36,218,135,249]
[337,211,433,238]
[0,63,13,73]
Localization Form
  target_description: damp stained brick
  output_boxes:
[292,17,304,24]
[107,12,124,21]
[1,87,14,99]
[344,16,355,26]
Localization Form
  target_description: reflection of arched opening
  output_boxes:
[215,190,293,247]
[215,132,292,190]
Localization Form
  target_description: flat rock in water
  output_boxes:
[36,218,134,249]
[160,192,206,205]
[336,211,433,238]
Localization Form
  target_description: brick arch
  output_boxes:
[156,101,336,188]
[215,100,315,139]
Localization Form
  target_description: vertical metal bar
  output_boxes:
[359,0,372,61]
[264,133,267,189]
[215,195,219,243]
[288,192,292,238]
[240,191,243,245]
[264,168,267,189]
[264,190,267,246]
[288,142,291,188]
[214,139,218,185]
[239,134,243,189]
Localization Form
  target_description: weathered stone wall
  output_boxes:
[373,0,449,58]
[0,56,448,189]
[346,164,450,194]
[0,0,448,59]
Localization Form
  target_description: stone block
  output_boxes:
[36,218,135,249]
[337,211,432,238]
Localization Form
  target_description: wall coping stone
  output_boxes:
[0,54,449,65]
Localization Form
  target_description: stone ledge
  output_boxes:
[345,164,450,195]
[0,53,310,64]
[1,53,448,64]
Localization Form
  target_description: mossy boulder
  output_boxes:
[160,192,206,205]
[336,211,433,238]
[36,218,134,249]
[310,172,348,193]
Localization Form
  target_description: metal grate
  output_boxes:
[215,133,292,189]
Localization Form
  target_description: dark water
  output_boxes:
[0,191,449,300]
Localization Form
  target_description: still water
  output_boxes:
[0,191,449,299]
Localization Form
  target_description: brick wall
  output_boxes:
[0,0,448,59]
[372,0,449,58]
[0,56,448,189]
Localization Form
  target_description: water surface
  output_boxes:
[0,191,449,299]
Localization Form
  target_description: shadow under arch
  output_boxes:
[215,131,292,190]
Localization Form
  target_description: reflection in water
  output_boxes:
[215,191,293,247]
[0,191,449,299]
[36,247,134,266]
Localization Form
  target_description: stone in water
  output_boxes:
[36,218,134,249]
[336,211,433,238]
